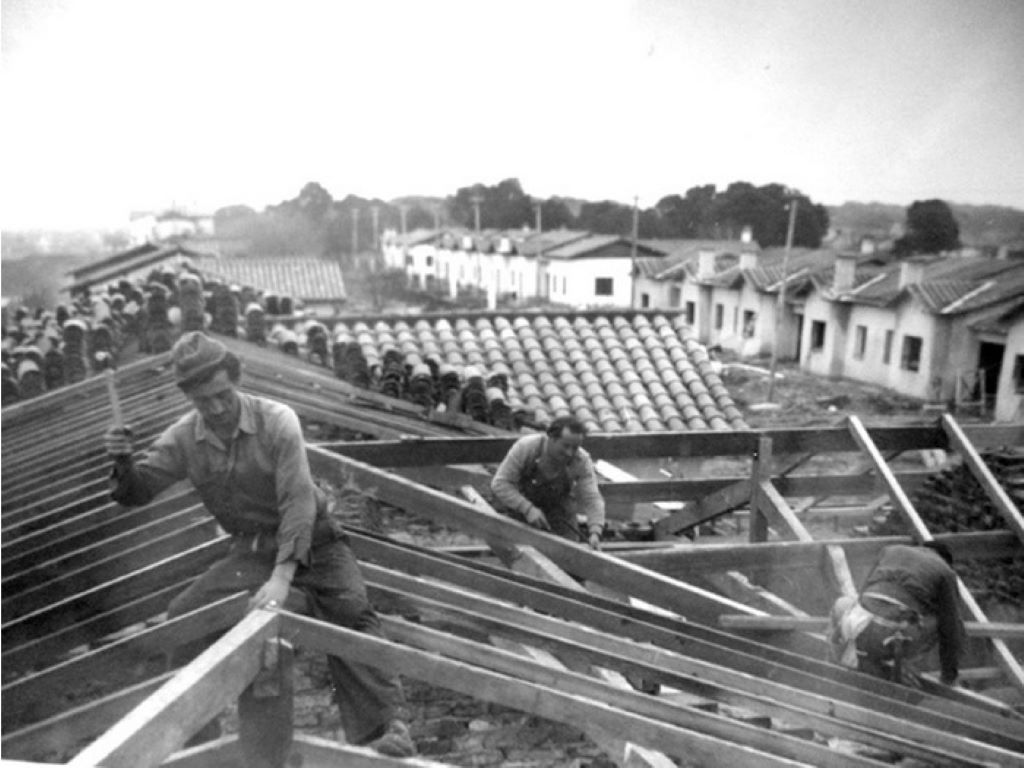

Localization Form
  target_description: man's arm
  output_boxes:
[106,425,187,506]
[270,408,318,567]
[491,437,549,529]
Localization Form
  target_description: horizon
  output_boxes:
[4,0,1023,231]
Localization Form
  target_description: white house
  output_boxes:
[542,235,664,309]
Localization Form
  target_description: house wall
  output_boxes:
[633,276,674,310]
[707,285,744,350]
[800,292,838,377]
[546,256,633,307]
[995,315,1024,421]
[841,304,898,386]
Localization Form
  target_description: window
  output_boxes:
[595,277,613,296]
[669,286,682,308]
[425,255,434,267]
[685,301,696,326]
[883,330,894,364]
[810,320,826,351]
[405,255,413,267]
[853,325,867,359]
[714,303,724,330]
[640,293,650,308]
[742,310,757,338]
[562,276,567,294]
[900,335,923,372]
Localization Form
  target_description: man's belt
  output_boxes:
[231,520,343,554]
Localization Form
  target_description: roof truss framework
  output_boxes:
[3,345,1023,765]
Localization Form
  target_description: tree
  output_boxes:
[575,200,633,235]
[894,199,960,255]
[540,198,575,230]
[448,179,534,230]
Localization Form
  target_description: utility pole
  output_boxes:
[534,198,542,233]
[630,195,639,308]
[470,193,483,233]
[371,205,380,252]
[767,198,799,402]
[351,207,360,257]
[399,204,408,235]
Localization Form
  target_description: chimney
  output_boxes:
[697,249,716,279]
[898,258,926,289]
[833,253,857,293]
[860,236,876,255]
[739,250,758,270]
[740,225,753,244]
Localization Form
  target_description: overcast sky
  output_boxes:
[3,0,1023,230]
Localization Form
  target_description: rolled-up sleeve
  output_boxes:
[491,437,537,516]
[571,451,605,528]
[270,408,317,565]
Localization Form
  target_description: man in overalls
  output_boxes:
[104,332,415,765]
[491,416,605,549]
[829,541,964,687]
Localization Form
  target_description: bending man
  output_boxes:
[829,541,965,686]
[491,416,605,549]
[105,331,415,765]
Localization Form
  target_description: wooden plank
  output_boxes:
[0,674,171,762]
[615,530,1022,576]
[286,613,809,768]
[67,610,280,768]
[749,437,772,542]
[600,470,930,504]
[1,487,198,563]
[365,565,1015,767]
[942,414,1024,544]
[307,446,767,629]
[2,538,229,651]
[458,486,676,768]
[2,504,207,593]
[323,424,1024,466]
[348,530,1024,742]
[2,593,249,730]
[720,615,1024,640]
[651,479,751,539]
[373,613,880,768]
[752,479,809,543]
[2,581,190,678]
[2,518,220,620]
[848,414,1024,693]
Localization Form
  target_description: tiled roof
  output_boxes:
[319,311,747,432]
[393,228,442,247]
[545,236,664,261]
[518,229,591,257]
[634,239,751,280]
[744,249,839,291]
[967,296,1024,334]
[813,255,1024,313]
[194,257,347,302]
[68,244,212,293]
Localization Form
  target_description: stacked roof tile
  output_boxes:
[323,312,747,432]
[193,256,347,302]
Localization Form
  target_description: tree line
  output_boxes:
[214,178,962,261]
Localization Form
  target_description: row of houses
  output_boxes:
[382,227,1024,422]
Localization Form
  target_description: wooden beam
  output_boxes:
[2,593,249,730]
[720,615,1024,640]
[749,437,772,542]
[365,565,1017,767]
[1,581,189,679]
[2,518,220,620]
[0,674,171,762]
[286,612,813,767]
[67,610,280,768]
[651,479,751,539]
[848,414,1024,693]
[348,530,1024,742]
[615,530,1021,576]
[307,446,767,629]
[2,538,229,652]
[458,486,676,768]
[941,414,1024,544]
[323,424,1024,467]
[373,613,881,768]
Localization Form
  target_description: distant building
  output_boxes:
[129,210,215,246]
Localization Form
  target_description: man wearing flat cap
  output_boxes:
[104,332,415,764]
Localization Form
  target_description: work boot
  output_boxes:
[366,719,416,758]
